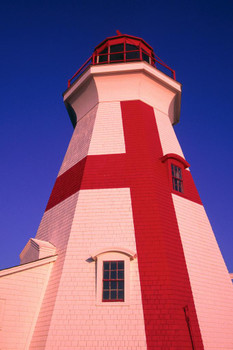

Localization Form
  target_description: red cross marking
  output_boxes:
[46,100,204,349]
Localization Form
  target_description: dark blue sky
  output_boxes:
[1,0,233,271]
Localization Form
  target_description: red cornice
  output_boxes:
[161,153,190,168]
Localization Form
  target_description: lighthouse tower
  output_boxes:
[1,33,233,350]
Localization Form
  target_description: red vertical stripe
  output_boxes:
[120,100,203,349]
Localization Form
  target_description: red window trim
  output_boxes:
[171,163,184,193]
[161,153,188,197]
[161,153,190,169]
[160,153,202,204]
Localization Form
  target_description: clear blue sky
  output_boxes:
[1,0,233,271]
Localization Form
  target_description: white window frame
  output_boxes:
[91,248,136,306]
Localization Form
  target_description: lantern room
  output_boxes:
[67,32,176,87]
[93,33,155,66]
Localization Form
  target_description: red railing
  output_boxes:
[68,49,176,88]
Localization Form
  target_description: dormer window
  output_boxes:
[171,164,183,193]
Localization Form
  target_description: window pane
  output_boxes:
[111,262,117,270]
[110,44,124,62]
[103,261,109,270]
[118,290,124,300]
[178,180,183,192]
[181,182,183,192]
[110,44,124,53]
[99,47,108,63]
[126,44,138,51]
[118,270,124,279]
[103,291,109,300]
[103,270,109,279]
[111,270,117,279]
[103,281,109,289]
[118,281,124,289]
[178,167,182,179]
[126,44,139,61]
[142,51,149,63]
[111,281,117,289]
[118,261,124,269]
[111,291,117,300]
[172,164,175,177]
[172,178,175,188]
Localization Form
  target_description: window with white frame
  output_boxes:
[91,248,136,305]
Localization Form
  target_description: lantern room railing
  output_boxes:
[67,48,176,88]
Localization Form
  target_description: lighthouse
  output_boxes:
[1,33,233,349]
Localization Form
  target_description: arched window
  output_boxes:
[91,248,136,305]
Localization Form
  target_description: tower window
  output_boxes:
[126,44,140,61]
[99,47,108,63]
[110,44,124,62]
[102,261,124,302]
[171,164,183,193]
[93,248,135,305]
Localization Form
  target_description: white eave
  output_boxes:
[63,61,181,102]
[0,255,57,278]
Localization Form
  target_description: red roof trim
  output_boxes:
[94,34,154,52]
[161,153,190,168]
